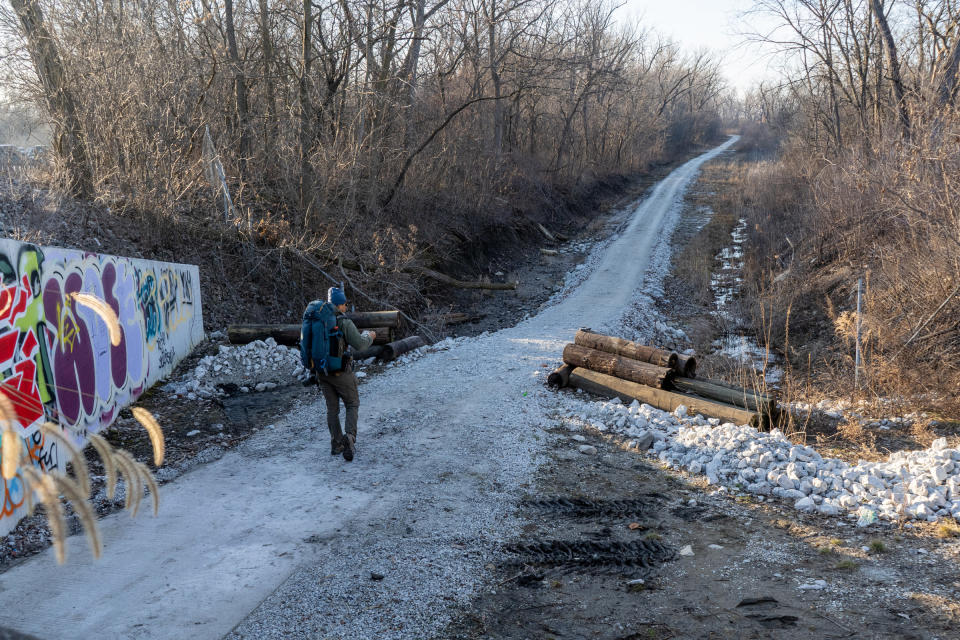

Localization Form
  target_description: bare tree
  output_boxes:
[8,0,93,197]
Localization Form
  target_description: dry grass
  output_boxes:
[935,519,960,539]
[835,419,877,453]
[731,119,960,455]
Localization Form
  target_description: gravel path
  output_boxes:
[0,137,738,640]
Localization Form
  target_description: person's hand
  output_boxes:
[366,330,377,341]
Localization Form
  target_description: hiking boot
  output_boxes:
[342,434,355,462]
[331,438,345,456]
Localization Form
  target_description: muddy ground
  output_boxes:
[439,423,960,640]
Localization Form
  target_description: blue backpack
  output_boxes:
[300,301,346,374]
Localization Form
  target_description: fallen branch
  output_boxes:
[536,223,556,242]
[403,266,517,290]
[422,312,485,325]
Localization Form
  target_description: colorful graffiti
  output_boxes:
[0,240,203,534]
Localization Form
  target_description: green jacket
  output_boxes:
[339,316,374,351]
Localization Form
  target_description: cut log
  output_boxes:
[382,336,426,361]
[343,311,400,328]
[567,368,760,427]
[574,330,677,369]
[350,345,384,360]
[674,354,697,378]
[228,324,391,346]
[562,344,673,389]
[547,364,575,388]
[670,377,776,416]
[696,377,776,404]
[364,328,392,344]
[227,324,299,345]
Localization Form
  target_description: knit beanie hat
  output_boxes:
[327,287,347,306]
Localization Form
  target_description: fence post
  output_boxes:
[855,277,863,390]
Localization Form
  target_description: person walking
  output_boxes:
[300,287,374,461]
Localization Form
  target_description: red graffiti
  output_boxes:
[0,275,45,430]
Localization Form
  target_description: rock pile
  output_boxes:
[560,395,960,524]
[166,338,308,399]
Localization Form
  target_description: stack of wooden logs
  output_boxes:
[549,329,777,428]
[227,310,426,362]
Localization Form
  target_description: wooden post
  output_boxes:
[574,330,678,369]
[350,345,384,360]
[547,364,574,388]
[382,336,426,361]
[228,324,392,345]
[343,311,400,328]
[694,377,776,404]
[567,368,760,427]
[670,377,776,416]
[562,344,673,389]
[674,354,697,378]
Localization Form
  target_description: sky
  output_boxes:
[621,0,782,94]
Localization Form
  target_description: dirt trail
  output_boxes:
[0,138,738,640]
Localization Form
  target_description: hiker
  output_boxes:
[300,287,374,461]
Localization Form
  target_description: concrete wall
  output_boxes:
[0,240,204,534]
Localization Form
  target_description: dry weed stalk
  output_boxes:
[70,292,122,346]
[131,407,165,466]
[40,422,91,497]
[113,449,145,516]
[6,418,165,564]
[909,418,936,448]
[1,424,20,481]
[29,468,102,560]
[87,434,117,499]
[0,394,20,480]
[837,418,877,452]
[20,467,69,563]
[136,460,160,517]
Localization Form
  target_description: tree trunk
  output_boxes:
[224,0,250,178]
[299,0,315,216]
[488,17,504,156]
[870,0,910,137]
[400,0,427,150]
[258,0,276,159]
[10,0,94,199]
[937,37,960,106]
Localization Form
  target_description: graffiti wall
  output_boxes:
[0,240,203,534]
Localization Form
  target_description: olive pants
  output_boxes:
[317,370,360,445]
